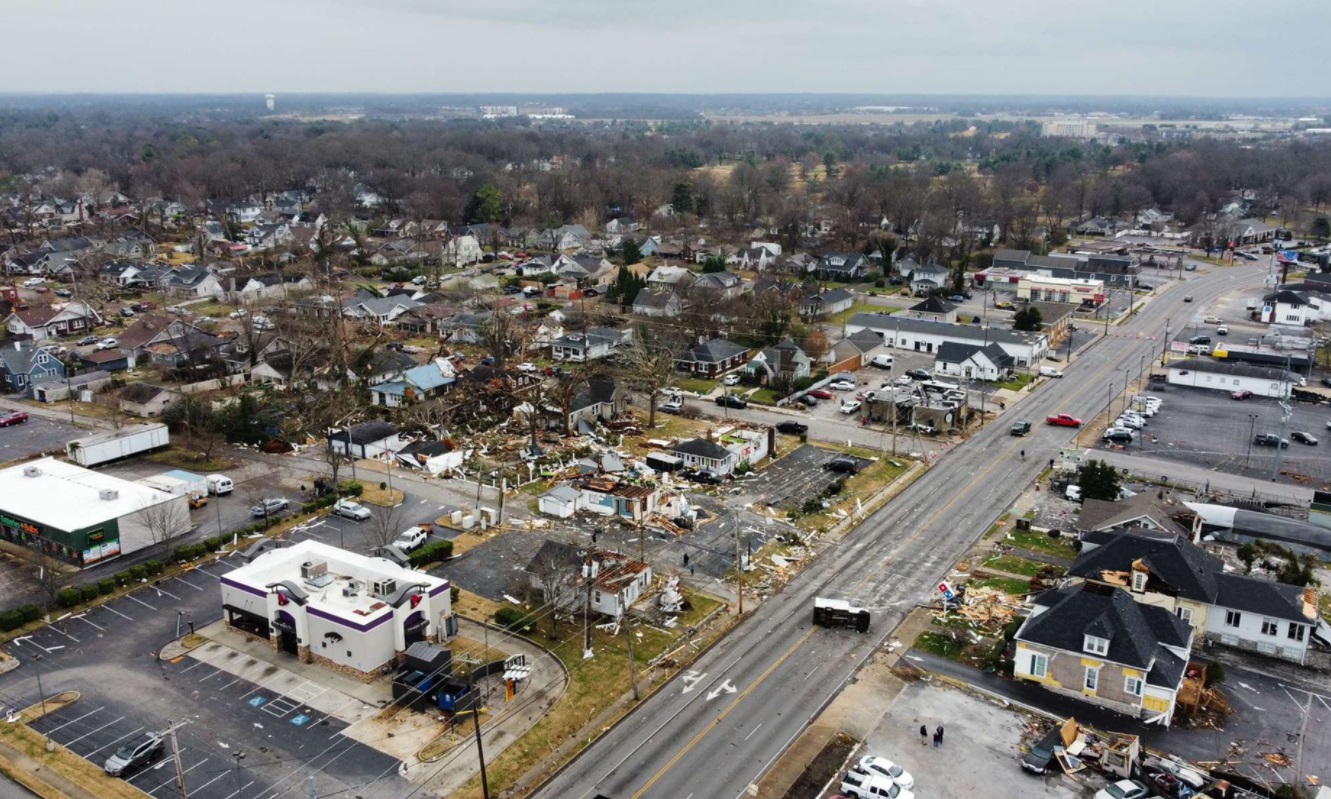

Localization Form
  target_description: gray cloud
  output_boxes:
[1,0,1328,96]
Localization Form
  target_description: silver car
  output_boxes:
[104,732,163,777]
[250,497,290,517]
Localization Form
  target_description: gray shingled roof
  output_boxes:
[673,438,731,460]
[1069,528,1222,604]
[1020,585,1191,670]
[847,313,1044,347]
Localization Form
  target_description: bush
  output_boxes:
[409,540,454,568]
[18,605,40,624]
[450,585,460,603]
[302,502,318,514]
[494,606,536,632]
[58,587,82,608]
[340,481,364,497]
[145,560,165,576]
[114,572,131,587]
[801,497,823,515]
[128,565,148,581]
[98,579,117,595]
[80,584,100,602]
[0,610,25,632]
[874,278,885,288]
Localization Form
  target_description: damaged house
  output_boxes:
[525,541,653,618]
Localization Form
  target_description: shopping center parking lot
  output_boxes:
[1092,384,1331,484]
[0,412,86,462]
[3,550,405,799]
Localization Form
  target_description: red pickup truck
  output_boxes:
[1046,413,1082,428]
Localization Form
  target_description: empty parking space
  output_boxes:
[745,444,872,510]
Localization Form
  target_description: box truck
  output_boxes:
[66,424,169,467]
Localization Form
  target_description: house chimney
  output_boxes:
[1130,558,1149,593]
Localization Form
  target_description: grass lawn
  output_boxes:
[997,373,1035,392]
[970,576,1033,595]
[450,591,729,799]
[826,302,878,327]
[746,387,784,406]
[359,483,405,507]
[0,710,152,799]
[791,449,914,533]
[981,554,1053,578]
[674,376,718,396]
[142,446,236,472]
[913,630,964,660]
[1004,527,1079,559]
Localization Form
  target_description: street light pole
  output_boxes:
[33,653,46,717]
[232,751,245,799]
[1245,414,1258,469]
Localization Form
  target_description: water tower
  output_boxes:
[265,94,275,111]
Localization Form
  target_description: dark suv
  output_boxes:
[1020,726,1062,775]
[715,395,748,410]
[1253,433,1289,448]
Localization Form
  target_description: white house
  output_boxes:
[538,485,582,518]
[1165,358,1292,399]
[341,296,421,326]
[845,312,1048,369]
[551,327,627,362]
[327,421,401,459]
[443,234,484,265]
[1260,289,1327,326]
[934,342,1014,381]
[525,541,652,618]
[220,540,450,680]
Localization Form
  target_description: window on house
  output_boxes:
[1029,653,1048,678]
[1225,610,1241,627]
[1124,676,1143,696]
[1131,571,1147,592]
[1176,607,1193,624]
[593,591,602,603]
[1084,667,1099,691]
[1083,635,1108,656]
[1289,624,1306,642]
[1261,618,1278,636]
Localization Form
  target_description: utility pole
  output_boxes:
[32,653,46,717]
[1271,400,1293,482]
[583,561,593,657]
[623,621,640,701]
[470,679,491,799]
[889,387,898,457]
[167,720,188,799]
[232,751,245,799]
[735,521,744,616]
[1160,318,1171,364]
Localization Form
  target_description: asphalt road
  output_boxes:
[528,264,1268,799]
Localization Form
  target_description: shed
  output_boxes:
[538,484,581,518]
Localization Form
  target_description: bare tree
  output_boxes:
[617,326,684,428]
[33,551,68,612]
[479,307,529,370]
[131,496,194,556]
[365,501,407,551]
[527,539,581,638]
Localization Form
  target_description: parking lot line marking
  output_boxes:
[44,707,105,735]
[153,585,181,601]
[62,716,128,747]
[219,779,255,799]
[180,659,206,673]
[101,604,133,621]
[141,755,209,793]
[47,626,80,643]
[73,613,105,631]
[173,576,206,592]
[86,727,145,757]
[191,769,233,795]
[219,678,241,690]
[125,594,156,610]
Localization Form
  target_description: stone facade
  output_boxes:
[1015,642,1161,719]
[312,651,387,683]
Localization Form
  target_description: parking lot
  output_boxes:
[0,411,86,463]
[3,551,406,799]
[742,444,873,511]
[1092,384,1331,484]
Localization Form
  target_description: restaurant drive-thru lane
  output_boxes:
[530,265,1267,799]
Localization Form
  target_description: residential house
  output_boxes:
[1014,583,1194,724]
[605,217,639,235]
[576,477,660,523]
[786,253,818,274]
[525,541,652,618]
[744,339,811,384]
[1072,216,1119,236]
[815,253,870,281]
[631,287,683,318]
[735,245,780,272]
[1067,527,1323,665]
[103,235,157,260]
[4,251,56,275]
[537,225,590,251]
[907,296,959,323]
[327,421,401,459]
[0,341,64,393]
[908,263,950,296]
[1075,493,1195,538]
[5,302,101,341]
[79,349,131,373]
[341,295,421,326]
[351,348,420,387]
[670,428,770,476]
[100,261,146,287]
[246,223,293,251]
[845,312,1049,368]
[1260,289,1326,326]
[1165,358,1293,399]
[676,338,749,377]
[646,264,696,290]
[933,342,1014,382]
[537,485,582,519]
[560,376,625,431]
[830,329,885,369]
[440,311,493,344]
[442,234,484,265]
[369,361,456,407]
[691,271,744,300]
[1226,218,1280,246]
[231,272,313,301]
[116,383,181,418]
[551,327,628,362]
[800,288,855,319]
[395,303,453,336]
[165,266,223,299]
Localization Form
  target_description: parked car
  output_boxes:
[1186,344,1211,355]
[1010,420,1032,436]
[894,375,913,386]
[1065,484,1083,502]
[1291,431,1319,445]
[825,457,861,474]
[229,309,248,319]
[582,288,600,297]
[1045,413,1082,427]
[332,499,372,521]
[250,497,290,517]
[119,307,135,318]
[22,277,45,287]
[715,394,748,410]
[78,335,98,346]
[776,421,808,435]
[1231,389,1253,400]
[839,400,862,415]
[1038,366,1064,378]
[905,369,932,381]
[1189,335,1211,345]
[856,756,914,790]
[840,769,913,799]
[1321,377,1331,389]
[721,374,741,386]
[682,468,724,485]
[1203,315,1222,324]
[948,294,967,303]
[516,362,538,373]
[1095,779,1149,799]
[660,399,685,414]
[95,337,119,350]
[1183,295,1194,302]
[828,379,856,391]
[796,394,819,407]
[808,388,835,400]
[1253,433,1289,448]
[1103,428,1134,444]
[1019,726,1063,775]
[1216,325,1229,335]
[0,411,29,427]
[1115,415,1145,430]
[104,732,164,777]
[394,526,429,552]
[54,288,72,297]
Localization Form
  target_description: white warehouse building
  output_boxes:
[1165,358,1294,399]
[221,540,452,681]
[845,313,1049,369]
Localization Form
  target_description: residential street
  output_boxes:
[526,266,1269,799]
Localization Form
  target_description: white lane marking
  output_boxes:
[102,604,133,621]
[743,723,763,742]
[45,707,105,735]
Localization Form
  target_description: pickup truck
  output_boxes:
[1046,413,1082,428]
[841,769,913,799]
[1010,420,1032,436]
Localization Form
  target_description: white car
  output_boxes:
[1038,366,1064,378]
[1095,780,1148,799]
[856,756,915,790]
[228,309,248,319]
[516,362,538,373]
[721,374,741,386]
[332,499,371,521]
[394,526,428,552]
[828,380,855,391]
[840,400,862,415]
[252,316,275,330]
[23,277,46,287]
[1066,484,1083,502]
[1116,415,1145,429]
[894,375,912,386]
[1186,344,1211,356]
[95,338,119,350]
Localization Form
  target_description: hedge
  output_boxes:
[494,606,536,632]
[409,540,454,568]
[57,588,82,608]
[0,605,41,632]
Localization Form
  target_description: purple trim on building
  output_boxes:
[307,604,393,633]
[221,575,268,599]
[428,580,450,598]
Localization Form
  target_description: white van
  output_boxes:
[206,474,234,495]
[1039,366,1064,378]
[870,353,894,369]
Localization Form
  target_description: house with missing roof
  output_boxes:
[1067,528,1326,665]
[1014,583,1195,725]
[525,541,652,618]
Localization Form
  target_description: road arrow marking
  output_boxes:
[680,670,706,694]
[706,679,737,701]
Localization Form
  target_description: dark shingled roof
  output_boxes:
[672,438,732,460]
[1020,585,1191,670]
[1070,528,1221,604]
[1213,573,1312,623]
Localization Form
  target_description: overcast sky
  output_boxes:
[3,0,1328,96]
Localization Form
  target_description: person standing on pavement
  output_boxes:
[919,725,928,746]
[936,724,945,746]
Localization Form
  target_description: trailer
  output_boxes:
[138,470,209,498]
[813,597,870,633]
[66,423,169,467]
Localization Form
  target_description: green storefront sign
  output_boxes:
[0,511,121,567]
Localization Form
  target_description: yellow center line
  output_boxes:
[631,627,817,799]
